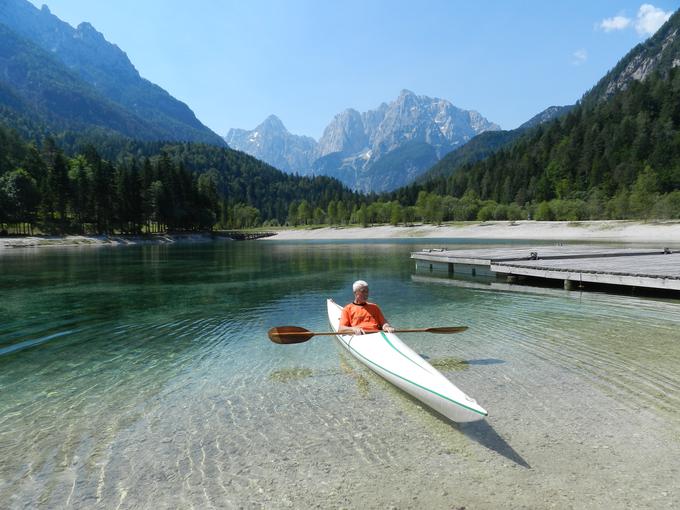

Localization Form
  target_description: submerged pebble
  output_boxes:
[429,357,469,371]
[268,368,313,382]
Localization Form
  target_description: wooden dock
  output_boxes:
[411,246,680,292]
[218,231,276,240]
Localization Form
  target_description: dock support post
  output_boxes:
[564,279,574,290]
[506,275,517,283]
[448,262,454,274]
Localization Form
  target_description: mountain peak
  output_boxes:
[335,108,361,118]
[74,21,107,43]
[0,0,225,145]
[261,114,286,130]
[224,117,317,174]
[76,21,99,33]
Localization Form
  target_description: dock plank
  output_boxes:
[412,246,664,264]
[411,246,680,292]
[495,253,680,279]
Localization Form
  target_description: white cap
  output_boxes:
[352,280,368,292]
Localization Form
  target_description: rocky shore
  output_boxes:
[0,233,225,250]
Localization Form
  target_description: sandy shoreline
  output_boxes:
[0,233,223,250]
[1,220,680,250]
[265,220,680,243]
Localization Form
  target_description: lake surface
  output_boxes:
[1,239,680,508]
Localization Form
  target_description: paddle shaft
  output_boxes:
[275,327,466,336]
[268,325,468,344]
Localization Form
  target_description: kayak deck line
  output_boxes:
[344,332,488,417]
[378,331,434,374]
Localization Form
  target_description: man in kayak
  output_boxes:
[338,280,395,335]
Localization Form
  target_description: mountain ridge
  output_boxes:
[0,0,225,145]
[416,104,574,184]
[225,115,317,174]
[225,89,500,192]
[581,9,680,107]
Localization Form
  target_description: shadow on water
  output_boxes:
[336,351,527,466]
[404,393,531,468]
[417,355,506,367]
[467,358,505,366]
[338,356,529,467]
[459,420,531,468]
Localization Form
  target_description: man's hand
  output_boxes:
[382,323,395,333]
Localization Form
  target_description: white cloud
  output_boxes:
[572,49,588,65]
[635,4,672,35]
[600,15,631,32]
[599,4,672,36]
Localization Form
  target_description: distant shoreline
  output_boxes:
[1,220,679,251]
[263,220,680,244]
[0,232,227,251]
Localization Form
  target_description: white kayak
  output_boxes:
[327,298,487,423]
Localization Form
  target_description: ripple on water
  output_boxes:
[268,367,314,382]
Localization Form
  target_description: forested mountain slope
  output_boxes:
[0,0,225,145]
[416,105,573,184]
[402,11,680,220]
[410,68,680,220]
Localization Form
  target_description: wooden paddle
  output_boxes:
[268,325,468,344]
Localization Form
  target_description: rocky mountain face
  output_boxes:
[225,115,317,174]
[225,90,500,192]
[0,0,224,145]
[418,104,574,183]
[582,9,680,107]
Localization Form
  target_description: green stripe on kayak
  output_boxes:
[379,331,429,371]
[344,332,487,418]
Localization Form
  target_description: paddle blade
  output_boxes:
[268,326,314,344]
[423,326,468,334]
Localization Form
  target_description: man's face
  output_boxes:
[354,286,369,304]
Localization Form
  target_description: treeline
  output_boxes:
[286,191,517,226]
[0,137,220,234]
[0,125,366,234]
[400,68,680,220]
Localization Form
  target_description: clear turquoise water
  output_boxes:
[1,239,680,508]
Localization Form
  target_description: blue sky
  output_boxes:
[27,1,679,139]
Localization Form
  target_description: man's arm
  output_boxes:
[337,325,366,335]
[376,305,395,333]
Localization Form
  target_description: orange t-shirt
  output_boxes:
[340,302,387,332]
